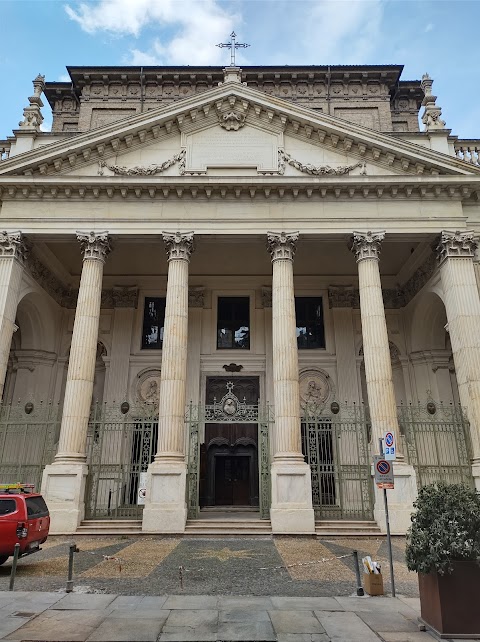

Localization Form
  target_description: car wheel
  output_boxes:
[0,556,9,566]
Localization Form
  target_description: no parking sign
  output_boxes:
[374,455,394,489]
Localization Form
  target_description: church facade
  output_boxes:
[0,61,479,535]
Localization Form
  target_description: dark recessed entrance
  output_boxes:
[200,377,260,508]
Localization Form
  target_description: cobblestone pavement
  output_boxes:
[0,536,418,597]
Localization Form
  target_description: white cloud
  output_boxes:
[64,0,385,67]
[65,0,239,65]
[58,74,71,82]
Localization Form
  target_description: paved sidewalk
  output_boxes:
[0,590,433,642]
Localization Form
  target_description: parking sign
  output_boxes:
[374,455,394,489]
[383,431,396,460]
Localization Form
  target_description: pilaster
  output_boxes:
[267,232,315,534]
[329,286,359,404]
[103,286,138,405]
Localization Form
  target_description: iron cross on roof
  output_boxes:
[216,31,250,67]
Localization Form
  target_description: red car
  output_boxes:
[0,484,50,565]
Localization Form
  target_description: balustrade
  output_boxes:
[0,143,11,161]
[455,140,480,166]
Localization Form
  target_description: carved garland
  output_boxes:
[280,151,366,176]
[98,149,186,176]
[97,148,366,177]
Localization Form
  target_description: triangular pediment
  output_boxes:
[0,79,478,181]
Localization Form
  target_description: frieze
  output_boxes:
[188,287,205,308]
[403,252,436,304]
[26,251,75,307]
[328,285,358,308]
[112,286,139,308]
[261,287,272,308]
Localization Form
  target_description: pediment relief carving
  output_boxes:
[1,83,476,180]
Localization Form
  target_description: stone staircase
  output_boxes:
[74,516,381,537]
[76,520,143,536]
[315,520,382,537]
[185,515,272,537]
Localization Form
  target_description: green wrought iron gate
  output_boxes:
[0,401,59,491]
[186,383,273,520]
[301,404,373,520]
[398,402,473,488]
[85,404,158,520]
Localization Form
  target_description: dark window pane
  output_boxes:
[217,297,250,349]
[25,496,49,517]
[295,297,325,349]
[0,499,17,515]
[142,297,166,349]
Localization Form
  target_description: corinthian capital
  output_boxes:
[436,230,478,264]
[162,231,195,262]
[0,231,28,263]
[351,231,385,262]
[267,231,299,262]
[77,231,112,263]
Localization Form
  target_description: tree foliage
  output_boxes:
[405,482,480,575]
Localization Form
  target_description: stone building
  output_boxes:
[0,60,479,535]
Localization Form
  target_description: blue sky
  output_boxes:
[1,0,479,140]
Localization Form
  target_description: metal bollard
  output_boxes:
[352,550,365,596]
[9,543,20,591]
[66,543,79,593]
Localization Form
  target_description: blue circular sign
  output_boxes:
[385,432,394,447]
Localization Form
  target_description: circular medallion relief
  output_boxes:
[135,369,161,403]
[299,369,334,408]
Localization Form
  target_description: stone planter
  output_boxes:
[419,561,480,639]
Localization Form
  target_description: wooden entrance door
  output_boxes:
[214,454,251,506]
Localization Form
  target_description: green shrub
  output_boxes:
[405,482,480,575]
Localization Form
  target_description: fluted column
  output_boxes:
[55,232,112,462]
[0,232,27,398]
[142,232,194,534]
[42,232,111,534]
[267,232,314,533]
[352,231,416,535]
[155,232,194,460]
[268,232,303,460]
[437,231,480,477]
[351,231,400,450]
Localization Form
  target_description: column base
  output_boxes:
[142,460,187,534]
[373,463,417,535]
[41,463,88,534]
[270,461,315,534]
[472,460,480,491]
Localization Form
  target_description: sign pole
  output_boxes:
[379,437,396,597]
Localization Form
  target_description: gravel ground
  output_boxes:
[0,535,418,597]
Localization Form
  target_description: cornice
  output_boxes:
[1,175,480,203]
[0,81,477,179]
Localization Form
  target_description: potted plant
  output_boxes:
[405,482,480,639]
